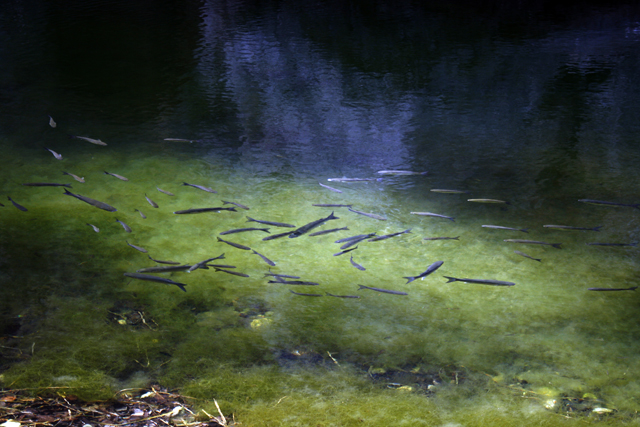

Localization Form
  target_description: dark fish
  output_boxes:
[504,239,562,249]
[0,202,4,207]
[217,237,251,250]
[312,204,353,207]
[325,292,361,298]
[87,223,99,232]
[174,207,237,214]
[467,199,509,204]
[252,250,276,266]
[22,182,72,187]
[403,261,444,283]
[588,286,638,291]
[377,170,427,175]
[341,235,374,249]
[7,196,27,212]
[514,250,541,262]
[135,209,146,219]
[222,200,250,210]
[264,271,300,279]
[350,255,365,271]
[423,236,460,241]
[220,227,270,235]
[247,216,295,227]
[482,225,528,233]
[182,182,216,193]
[327,178,381,182]
[137,265,192,273]
[45,147,62,160]
[147,255,181,265]
[63,189,117,212]
[587,242,638,247]
[188,254,225,272]
[357,284,407,295]
[72,135,107,146]
[443,276,515,286]
[262,231,295,240]
[205,264,236,269]
[368,229,412,242]
[578,199,640,209]
[215,268,249,277]
[290,290,323,297]
[269,279,319,286]
[348,208,387,220]
[543,225,602,232]
[164,138,197,142]
[410,212,454,222]
[157,187,174,196]
[104,171,129,181]
[309,227,349,237]
[319,182,343,193]
[145,193,159,208]
[62,171,85,183]
[115,218,132,233]
[126,241,148,253]
[335,233,376,244]
[334,246,358,256]
[123,272,186,292]
[289,212,339,238]
[430,189,468,194]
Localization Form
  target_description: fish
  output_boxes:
[214,268,249,277]
[423,236,460,241]
[578,199,640,209]
[163,138,197,142]
[482,225,528,233]
[368,229,412,242]
[290,290,323,297]
[72,135,107,146]
[86,223,99,232]
[467,199,509,204]
[377,170,428,175]
[348,208,387,220]
[336,233,377,244]
[104,171,129,181]
[206,264,236,269]
[309,227,349,237]
[312,204,353,208]
[188,255,225,272]
[341,235,373,249]
[222,200,250,210]
[0,202,3,207]
[357,284,408,295]
[135,209,146,219]
[220,228,270,235]
[137,265,192,273]
[145,194,159,208]
[262,231,295,240]
[269,279,319,286]
[543,225,602,232]
[22,182,71,187]
[588,286,638,291]
[289,212,339,238]
[63,188,117,212]
[147,255,181,265]
[157,187,174,196]
[443,276,515,286]
[334,246,358,256]
[126,241,148,253]
[174,207,237,214]
[410,212,454,222]
[48,115,56,128]
[327,178,382,182]
[587,242,638,247]
[123,273,186,292]
[325,292,361,298]
[182,182,216,193]
[217,237,251,250]
[430,189,468,194]
[45,147,62,160]
[504,239,562,249]
[247,216,295,227]
[264,272,301,279]
[403,261,444,283]
[514,250,541,262]
[62,171,85,183]
[252,250,276,266]
[115,218,132,233]
[319,182,343,193]
[350,255,365,271]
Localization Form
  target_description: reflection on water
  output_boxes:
[1,0,640,424]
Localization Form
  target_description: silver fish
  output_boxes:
[147,255,181,265]
[63,188,117,212]
[217,237,251,250]
[423,236,459,241]
[220,228,270,235]
[86,223,99,232]
[377,170,427,175]
[182,182,216,193]
[312,204,353,207]
[308,227,349,237]
[543,225,602,232]
[289,212,339,238]
[48,115,56,128]
[174,207,237,214]
[290,290,323,297]
[222,200,250,210]
[72,135,107,146]
[104,171,129,181]
[269,279,319,286]
[215,268,249,277]
[247,216,295,227]
[264,271,300,279]
[252,250,276,266]
[45,147,62,160]
[138,265,192,273]
[368,229,412,242]
[334,246,358,256]
[410,212,454,222]
[482,225,528,233]
[319,182,343,193]
[467,199,508,204]
[116,218,132,233]
[504,239,562,249]
[348,208,387,220]
[145,193,159,208]
[126,241,148,253]
[135,209,146,219]
[350,255,365,271]
[164,138,196,142]
[325,292,361,298]
[335,233,376,244]
[123,272,186,292]
[514,250,541,262]
[262,231,294,240]
[22,182,72,188]
[357,284,407,295]
[443,276,515,286]
[587,242,638,247]
[404,261,444,283]
[588,286,638,291]
[157,187,174,196]
[430,189,468,194]
[62,171,85,183]
[341,235,373,249]
[327,178,381,182]
[578,199,640,209]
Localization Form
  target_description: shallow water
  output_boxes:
[1,0,640,424]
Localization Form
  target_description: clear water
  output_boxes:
[1,1,640,424]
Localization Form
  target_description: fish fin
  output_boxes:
[443,276,457,283]
[63,188,73,195]
[403,277,415,284]
[552,243,562,249]
[328,211,339,220]
[246,216,254,222]
[175,283,187,292]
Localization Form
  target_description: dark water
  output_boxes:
[1,1,640,424]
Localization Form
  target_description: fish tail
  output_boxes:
[246,216,255,222]
[182,182,189,186]
[522,229,529,233]
[632,287,639,291]
[552,243,562,249]
[175,283,187,292]
[357,284,367,291]
[216,237,223,242]
[593,226,603,232]
[63,188,73,196]
[631,242,639,247]
[403,276,415,284]
[443,276,457,283]
[449,218,455,222]
[328,211,339,220]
